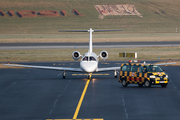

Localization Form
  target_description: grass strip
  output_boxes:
[0,46,180,62]
[0,33,180,43]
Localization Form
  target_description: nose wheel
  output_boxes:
[88,73,92,79]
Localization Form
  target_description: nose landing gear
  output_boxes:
[88,73,92,80]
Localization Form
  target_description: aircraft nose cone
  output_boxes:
[80,61,97,73]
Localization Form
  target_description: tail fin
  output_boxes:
[88,28,93,54]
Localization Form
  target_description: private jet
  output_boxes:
[4,28,123,79]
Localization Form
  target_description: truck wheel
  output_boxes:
[144,80,151,87]
[122,79,128,87]
[161,84,168,88]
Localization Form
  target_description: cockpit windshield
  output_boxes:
[90,57,96,61]
[82,56,88,61]
[82,56,96,61]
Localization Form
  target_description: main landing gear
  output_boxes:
[114,70,117,78]
[63,71,66,79]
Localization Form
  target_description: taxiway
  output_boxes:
[0,41,180,49]
[1,61,180,120]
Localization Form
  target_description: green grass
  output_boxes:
[0,0,180,34]
[0,46,180,62]
[0,33,180,43]
[0,0,180,62]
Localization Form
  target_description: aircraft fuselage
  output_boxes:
[80,52,98,73]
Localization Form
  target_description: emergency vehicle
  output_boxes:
[119,61,169,87]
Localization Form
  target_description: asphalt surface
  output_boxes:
[1,61,180,120]
[0,41,180,49]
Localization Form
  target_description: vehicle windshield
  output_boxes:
[145,65,163,72]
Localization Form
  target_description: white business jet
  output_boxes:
[4,28,123,79]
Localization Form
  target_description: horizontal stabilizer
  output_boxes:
[94,29,124,32]
[58,30,88,32]
[58,29,123,32]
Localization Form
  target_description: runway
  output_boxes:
[1,61,180,120]
[0,41,180,49]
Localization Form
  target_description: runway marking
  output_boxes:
[53,63,66,66]
[59,64,65,65]
[72,74,109,76]
[46,118,104,120]
[5,82,16,91]
[170,80,180,97]
[122,92,129,119]
[101,63,109,64]
[124,108,129,119]
[49,81,71,116]
[47,78,104,120]
[57,72,63,76]
[73,79,90,119]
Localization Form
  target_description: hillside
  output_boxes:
[0,0,180,34]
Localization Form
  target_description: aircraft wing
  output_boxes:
[97,67,120,72]
[3,64,83,72]
[155,62,176,66]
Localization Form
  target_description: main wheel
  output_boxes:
[122,79,128,87]
[144,80,151,87]
[63,71,66,79]
[114,70,117,78]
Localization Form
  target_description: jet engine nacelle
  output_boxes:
[100,51,108,60]
[72,51,81,60]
